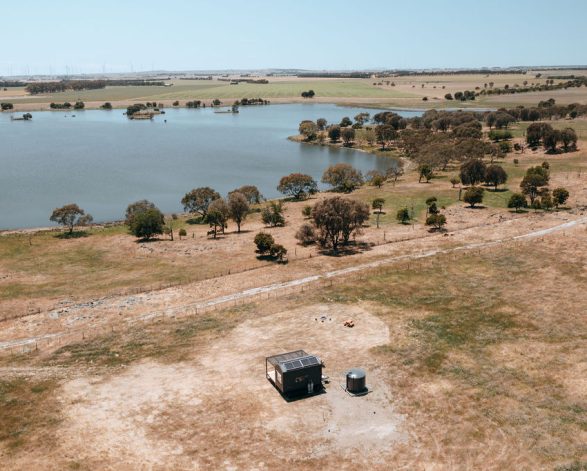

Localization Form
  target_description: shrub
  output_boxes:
[463,186,484,208]
[178,228,187,239]
[302,205,312,218]
[295,223,316,245]
[269,244,287,261]
[396,207,411,224]
[425,213,447,231]
[552,187,570,207]
[508,193,528,212]
[328,125,341,142]
[254,232,274,254]
[261,201,285,227]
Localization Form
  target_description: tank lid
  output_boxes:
[346,368,366,379]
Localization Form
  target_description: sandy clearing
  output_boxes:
[51,303,405,469]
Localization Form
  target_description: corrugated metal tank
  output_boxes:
[346,368,366,393]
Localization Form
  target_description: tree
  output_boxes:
[520,166,549,203]
[543,128,561,153]
[425,213,447,231]
[386,162,404,185]
[425,196,439,215]
[128,207,164,240]
[418,164,434,183]
[396,207,411,224]
[460,159,487,186]
[450,176,460,188]
[316,118,327,131]
[73,100,85,110]
[321,163,364,192]
[375,124,397,150]
[367,170,386,188]
[254,232,274,254]
[205,198,229,238]
[312,196,370,251]
[340,116,353,127]
[228,192,249,233]
[560,128,577,152]
[541,191,554,211]
[484,165,508,190]
[101,102,112,110]
[508,193,528,212]
[125,200,157,226]
[49,204,93,234]
[229,185,262,204]
[181,187,220,217]
[261,201,285,227]
[269,243,287,261]
[463,186,484,208]
[341,127,355,146]
[295,223,316,245]
[552,187,570,208]
[299,120,318,141]
[328,125,341,142]
[277,173,317,200]
[178,228,187,239]
[372,198,385,228]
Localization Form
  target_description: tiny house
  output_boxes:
[265,350,322,396]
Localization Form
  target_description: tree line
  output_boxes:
[25,79,166,95]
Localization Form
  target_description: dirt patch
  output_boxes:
[51,304,404,470]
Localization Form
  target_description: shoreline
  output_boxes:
[0,96,491,113]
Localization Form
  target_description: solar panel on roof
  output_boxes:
[301,358,311,366]
[308,357,319,365]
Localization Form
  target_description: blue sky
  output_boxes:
[1,0,586,75]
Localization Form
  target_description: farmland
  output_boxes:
[3,70,587,111]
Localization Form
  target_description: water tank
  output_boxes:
[346,368,366,393]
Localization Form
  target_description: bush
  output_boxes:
[295,223,316,245]
[269,243,287,261]
[488,129,513,142]
[261,201,285,227]
[396,207,410,224]
[463,186,484,208]
[178,228,187,239]
[302,205,312,218]
[254,232,274,254]
[508,193,528,212]
[552,187,570,207]
[425,213,447,231]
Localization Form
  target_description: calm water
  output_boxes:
[0,104,419,229]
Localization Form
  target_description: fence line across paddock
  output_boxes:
[3,213,587,356]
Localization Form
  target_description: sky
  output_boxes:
[1,0,586,75]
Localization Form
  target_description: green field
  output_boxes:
[8,79,419,104]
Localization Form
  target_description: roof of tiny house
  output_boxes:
[266,350,321,372]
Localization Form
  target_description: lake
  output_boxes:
[0,104,420,229]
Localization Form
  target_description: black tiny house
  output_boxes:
[266,350,322,396]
